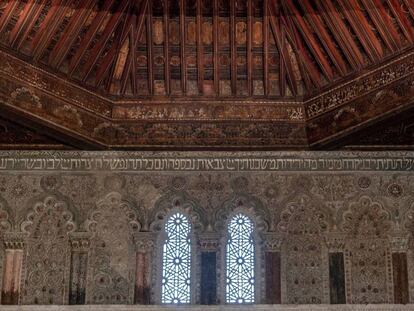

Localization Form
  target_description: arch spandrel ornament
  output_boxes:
[214,194,270,234]
[342,196,391,237]
[85,192,142,305]
[149,192,206,233]
[20,195,76,305]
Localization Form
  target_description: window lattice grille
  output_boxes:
[226,213,255,304]
[161,213,192,304]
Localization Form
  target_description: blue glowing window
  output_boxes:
[161,213,191,304]
[226,214,255,304]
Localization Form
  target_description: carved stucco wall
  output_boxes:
[0,152,414,306]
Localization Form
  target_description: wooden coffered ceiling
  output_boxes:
[0,0,413,149]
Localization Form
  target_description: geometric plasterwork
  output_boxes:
[86,192,141,305]
[278,197,329,304]
[342,196,391,237]
[20,196,76,305]
[342,197,393,304]
[0,151,414,306]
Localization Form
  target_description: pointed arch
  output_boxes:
[149,192,206,232]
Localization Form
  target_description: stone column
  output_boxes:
[133,232,157,305]
[262,233,283,304]
[1,232,26,305]
[69,232,91,305]
[198,233,220,305]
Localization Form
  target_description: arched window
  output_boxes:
[161,213,192,304]
[226,213,255,304]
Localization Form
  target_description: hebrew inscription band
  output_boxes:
[1,152,414,172]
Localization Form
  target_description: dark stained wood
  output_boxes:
[49,0,96,68]
[147,0,154,95]
[247,0,253,96]
[0,0,413,150]
[283,15,321,89]
[361,0,401,52]
[263,0,269,96]
[200,252,217,305]
[213,0,219,94]
[80,0,130,81]
[164,0,171,95]
[315,0,364,70]
[392,253,409,304]
[0,1,20,35]
[9,0,46,49]
[336,0,383,61]
[329,253,346,304]
[269,1,297,95]
[196,0,203,94]
[387,0,414,44]
[283,0,334,82]
[298,0,347,76]
[31,0,70,61]
[180,0,187,93]
[68,0,117,76]
[265,252,281,304]
[230,0,236,95]
[0,0,410,98]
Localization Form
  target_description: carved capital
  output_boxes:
[199,233,221,252]
[389,233,410,252]
[70,232,92,252]
[133,232,157,253]
[3,232,28,249]
[325,233,346,252]
[262,233,283,252]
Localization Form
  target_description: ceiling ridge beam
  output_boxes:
[298,0,348,76]
[281,14,321,90]
[80,0,131,82]
[269,1,298,96]
[95,9,135,88]
[282,0,334,82]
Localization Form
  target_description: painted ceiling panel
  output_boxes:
[0,0,413,149]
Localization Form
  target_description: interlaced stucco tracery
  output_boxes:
[20,196,76,305]
[85,192,142,305]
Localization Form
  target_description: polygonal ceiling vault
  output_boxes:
[0,0,413,149]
